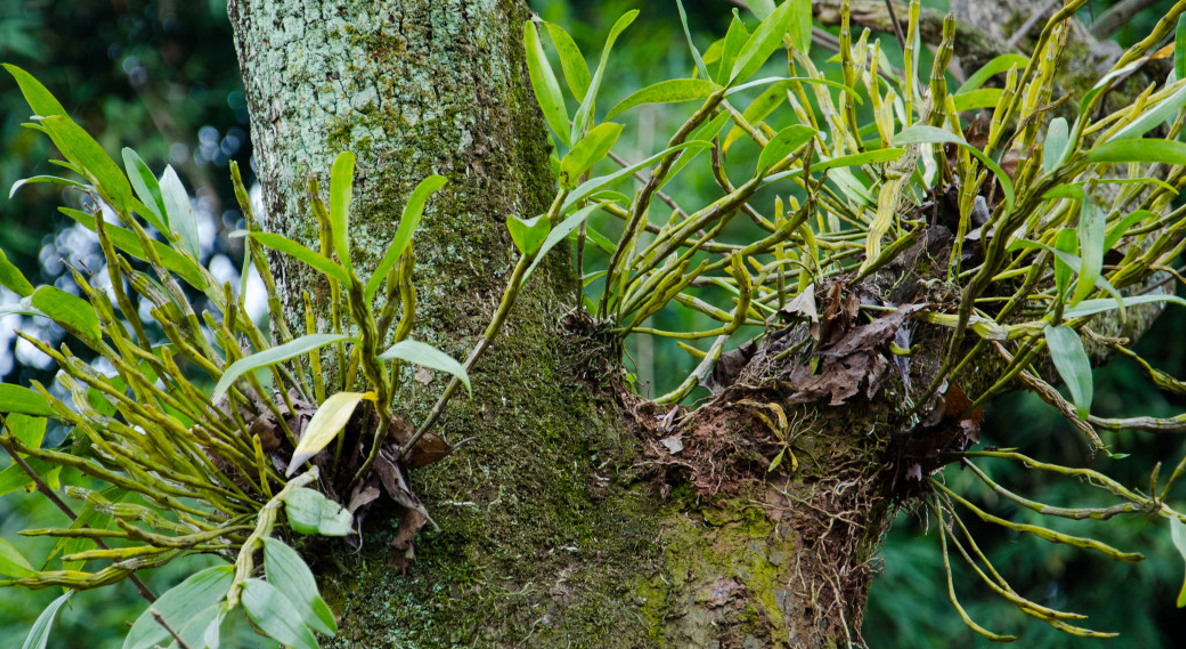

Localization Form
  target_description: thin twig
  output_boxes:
[0,431,156,603]
[1006,0,1061,49]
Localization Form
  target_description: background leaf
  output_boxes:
[261,538,337,635]
[122,566,233,649]
[1045,325,1094,421]
[211,333,355,403]
[283,488,353,536]
[241,578,319,649]
[377,339,470,393]
[21,590,72,649]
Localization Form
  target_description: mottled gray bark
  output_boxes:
[223,1,1165,648]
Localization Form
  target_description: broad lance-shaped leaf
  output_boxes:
[288,392,371,476]
[507,214,551,257]
[241,579,320,649]
[30,285,100,343]
[211,333,355,403]
[954,53,1029,94]
[9,175,88,200]
[283,487,353,536]
[1085,138,1186,165]
[378,339,470,394]
[1071,202,1105,307]
[559,122,624,188]
[0,537,35,578]
[21,589,72,649]
[605,79,721,120]
[524,20,571,148]
[756,124,816,173]
[158,165,201,259]
[248,231,352,286]
[730,0,798,84]
[1042,117,1069,173]
[1064,293,1186,318]
[0,248,34,297]
[714,12,750,84]
[523,202,610,285]
[329,151,355,273]
[1107,81,1186,142]
[4,64,67,118]
[543,21,591,102]
[122,566,233,649]
[121,147,169,234]
[1177,14,1186,81]
[38,115,134,213]
[262,538,337,635]
[365,175,447,302]
[893,125,1014,213]
[1171,517,1186,607]
[1053,228,1077,299]
[562,139,712,211]
[1045,325,1093,421]
[59,207,208,292]
[571,10,638,143]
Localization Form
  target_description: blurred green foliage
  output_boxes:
[2,0,1185,646]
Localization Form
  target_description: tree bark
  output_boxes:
[224,1,1160,648]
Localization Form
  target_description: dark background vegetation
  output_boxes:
[1,0,1184,646]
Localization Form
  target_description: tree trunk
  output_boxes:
[224,1,1150,648]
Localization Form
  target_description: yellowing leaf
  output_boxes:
[287,392,368,476]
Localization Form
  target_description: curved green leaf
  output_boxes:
[329,151,355,273]
[0,248,35,297]
[1171,516,1186,607]
[121,148,169,234]
[377,339,470,394]
[365,175,446,302]
[241,579,319,649]
[1086,138,1186,165]
[525,20,571,147]
[39,115,133,212]
[507,214,551,256]
[21,590,72,649]
[893,125,1014,213]
[282,487,353,536]
[955,53,1029,94]
[952,88,1003,112]
[288,392,368,476]
[1043,117,1069,173]
[0,537,35,578]
[563,140,712,210]
[543,21,591,102]
[122,566,233,649]
[1045,325,1093,421]
[9,175,88,200]
[248,232,351,286]
[158,166,200,258]
[211,333,355,403]
[30,285,100,343]
[730,0,796,84]
[1108,82,1186,143]
[59,208,208,291]
[261,538,337,636]
[4,64,67,118]
[523,201,610,285]
[572,10,638,142]
[1071,202,1105,307]
[758,124,816,173]
[715,12,751,84]
[606,79,721,121]
[1064,293,1186,318]
[559,122,624,188]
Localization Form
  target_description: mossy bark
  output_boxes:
[224,1,946,647]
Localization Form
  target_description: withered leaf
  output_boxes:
[778,284,819,340]
[711,339,757,390]
[408,432,452,469]
[346,485,381,515]
[659,435,685,455]
[817,304,924,358]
